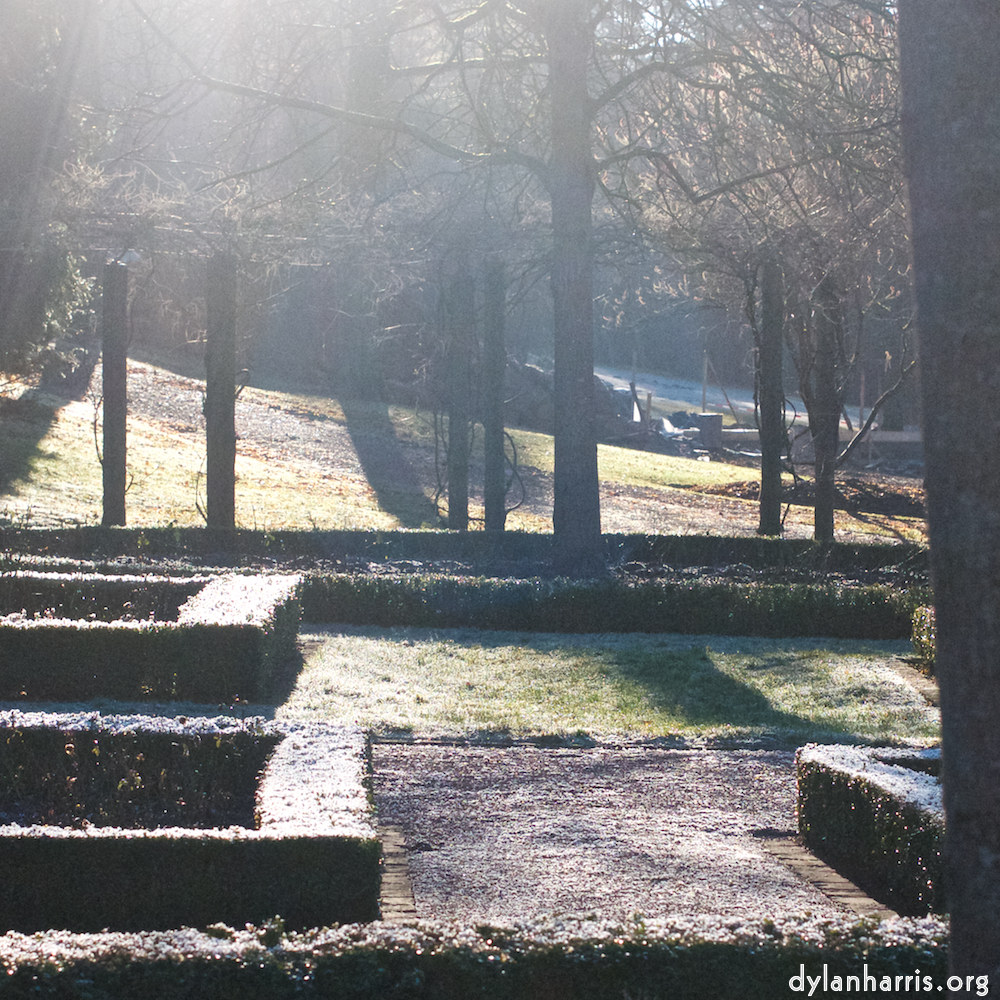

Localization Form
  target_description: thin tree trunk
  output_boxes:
[483,254,506,535]
[901,0,1000,978]
[810,276,841,543]
[205,253,237,530]
[757,259,784,536]
[446,268,473,532]
[546,0,602,575]
[101,262,128,527]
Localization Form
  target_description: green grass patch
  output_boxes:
[279,629,939,744]
[482,422,752,488]
[598,440,752,488]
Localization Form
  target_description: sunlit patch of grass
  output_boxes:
[464,422,753,490]
[597,443,752,490]
[3,401,404,530]
[1,359,926,542]
[384,411,752,492]
[279,629,939,745]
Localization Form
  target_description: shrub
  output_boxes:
[0,527,928,580]
[0,915,949,999]
[0,726,276,829]
[300,573,925,639]
[911,606,936,666]
[0,715,379,932]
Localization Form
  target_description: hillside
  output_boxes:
[0,355,926,545]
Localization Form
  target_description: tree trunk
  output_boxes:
[101,262,128,528]
[810,276,841,543]
[483,254,506,535]
[205,253,237,530]
[757,259,784,536]
[545,0,603,576]
[446,268,473,532]
[900,1,1000,978]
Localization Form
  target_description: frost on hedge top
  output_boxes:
[0,571,301,629]
[178,574,302,628]
[0,573,303,701]
[0,713,375,841]
[797,743,942,819]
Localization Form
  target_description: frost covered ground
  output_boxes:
[375,744,861,923]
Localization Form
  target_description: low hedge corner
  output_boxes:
[796,744,944,916]
[0,572,302,702]
[0,713,379,932]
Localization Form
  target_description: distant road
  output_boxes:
[594,364,760,419]
[595,365,874,432]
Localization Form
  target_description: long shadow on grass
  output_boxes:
[601,646,823,734]
[0,348,100,508]
[340,397,441,528]
[0,396,61,505]
[324,627,844,739]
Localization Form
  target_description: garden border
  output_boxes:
[796,744,943,915]
[0,713,380,931]
[0,572,302,701]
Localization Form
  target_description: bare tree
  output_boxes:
[86,0,916,559]
[100,262,128,526]
[204,252,237,530]
[88,0,601,569]
[756,258,785,536]
[630,0,910,540]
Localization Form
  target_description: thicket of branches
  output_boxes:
[4,0,907,557]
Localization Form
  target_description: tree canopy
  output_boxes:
[9,0,908,559]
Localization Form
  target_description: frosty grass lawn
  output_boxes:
[277,629,938,745]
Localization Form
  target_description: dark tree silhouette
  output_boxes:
[756,259,785,537]
[101,263,128,528]
[901,0,1000,977]
[205,253,238,530]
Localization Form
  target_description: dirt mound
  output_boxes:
[701,477,925,518]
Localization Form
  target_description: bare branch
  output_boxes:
[599,146,829,205]
[835,359,918,469]
[127,0,549,180]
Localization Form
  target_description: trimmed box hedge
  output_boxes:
[0,713,380,931]
[0,526,928,579]
[796,744,944,916]
[299,573,925,638]
[0,571,207,621]
[0,572,302,701]
[0,914,950,999]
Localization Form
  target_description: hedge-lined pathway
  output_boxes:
[373,744,892,925]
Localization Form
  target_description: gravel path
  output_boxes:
[373,744,851,923]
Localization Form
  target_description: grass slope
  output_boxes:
[0,364,758,530]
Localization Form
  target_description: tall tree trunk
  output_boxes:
[810,276,841,543]
[545,0,602,575]
[757,259,784,536]
[101,262,128,528]
[446,268,473,532]
[483,253,506,535]
[205,253,237,530]
[901,0,1000,978]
